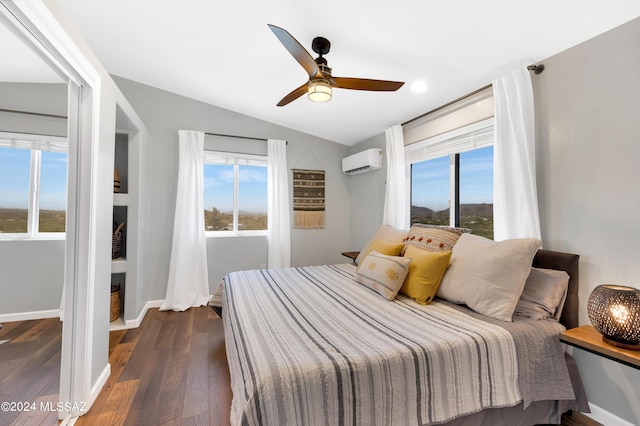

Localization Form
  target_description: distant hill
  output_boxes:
[411,203,492,218]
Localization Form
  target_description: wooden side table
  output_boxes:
[341,251,360,263]
[560,325,640,370]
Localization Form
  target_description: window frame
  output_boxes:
[0,131,67,240]
[405,119,494,230]
[203,150,268,237]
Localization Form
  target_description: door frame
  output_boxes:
[0,0,101,420]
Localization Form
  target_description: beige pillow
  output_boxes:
[355,251,412,300]
[355,225,408,265]
[400,245,451,305]
[437,233,542,321]
[514,267,570,320]
[401,224,470,255]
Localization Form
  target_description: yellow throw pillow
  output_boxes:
[355,225,408,265]
[357,240,405,270]
[400,245,452,305]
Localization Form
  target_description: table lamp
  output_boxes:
[587,284,640,350]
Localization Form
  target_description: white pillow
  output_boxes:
[355,251,412,300]
[514,267,570,320]
[437,233,542,321]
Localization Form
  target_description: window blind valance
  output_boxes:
[405,118,494,164]
[403,86,493,146]
[0,131,67,153]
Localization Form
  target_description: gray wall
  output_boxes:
[0,82,68,317]
[112,76,351,297]
[347,16,640,424]
[347,133,387,251]
[0,240,65,315]
[534,16,640,424]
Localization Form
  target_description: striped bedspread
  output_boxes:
[218,264,573,426]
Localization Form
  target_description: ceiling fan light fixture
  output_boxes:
[308,79,332,102]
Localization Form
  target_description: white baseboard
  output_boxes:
[585,402,636,426]
[88,363,111,411]
[0,309,60,323]
[108,299,164,331]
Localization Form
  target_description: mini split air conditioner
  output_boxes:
[342,148,382,175]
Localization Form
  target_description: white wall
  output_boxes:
[534,16,640,424]
[111,76,351,297]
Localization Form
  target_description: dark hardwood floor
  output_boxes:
[0,308,600,425]
[0,317,62,425]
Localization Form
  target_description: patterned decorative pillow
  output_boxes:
[400,245,452,305]
[356,251,412,300]
[356,240,405,270]
[401,224,471,255]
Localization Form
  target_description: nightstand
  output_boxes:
[341,251,360,263]
[560,325,640,370]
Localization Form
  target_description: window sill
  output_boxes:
[0,233,66,241]
[205,231,268,238]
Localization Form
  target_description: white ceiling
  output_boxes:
[41,1,640,145]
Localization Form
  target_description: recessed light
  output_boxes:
[410,81,428,93]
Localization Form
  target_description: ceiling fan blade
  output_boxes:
[277,83,308,107]
[332,77,404,91]
[268,24,321,80]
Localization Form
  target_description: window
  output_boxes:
[407,120,494,239]
[203,151,268,234]
[0,133,67,237]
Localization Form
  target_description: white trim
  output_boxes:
[0,1,102,421]
[109,299,165,331]
[0,308,60,323]
[86,363,110,412]
[205,230,268,238]
[585,403,636,426]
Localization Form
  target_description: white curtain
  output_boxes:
[160,130,210,311]
[383,125,409,230]
[492,68,541,241]
[267,139,291,268]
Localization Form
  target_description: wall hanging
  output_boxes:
[292,168,325,229]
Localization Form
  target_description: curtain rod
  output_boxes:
[205,132,288,145]
[402,84,492,126]
[402,63,545,127]
[0,108,67,120]
[205,132,267,142]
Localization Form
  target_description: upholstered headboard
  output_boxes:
[532,249,580,330]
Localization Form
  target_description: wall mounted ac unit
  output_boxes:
[342,148,382,175]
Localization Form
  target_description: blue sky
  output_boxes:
[411,146,493,211]
[2,147,490,214]
[203,164,267,213]
[0,149,68,210]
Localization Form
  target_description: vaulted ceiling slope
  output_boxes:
[53,1,640,146]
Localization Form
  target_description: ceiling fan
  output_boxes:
[268,24,405,106]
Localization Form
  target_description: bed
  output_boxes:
[213,242,586,426]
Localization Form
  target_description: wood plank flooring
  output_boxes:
[76,307,231,426]
[0,317,62,426]
[0,308,600,425]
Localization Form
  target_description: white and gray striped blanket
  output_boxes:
[216,264,574,426]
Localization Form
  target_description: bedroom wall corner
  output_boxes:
[347,132,387,252]
[533,16,640,425]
